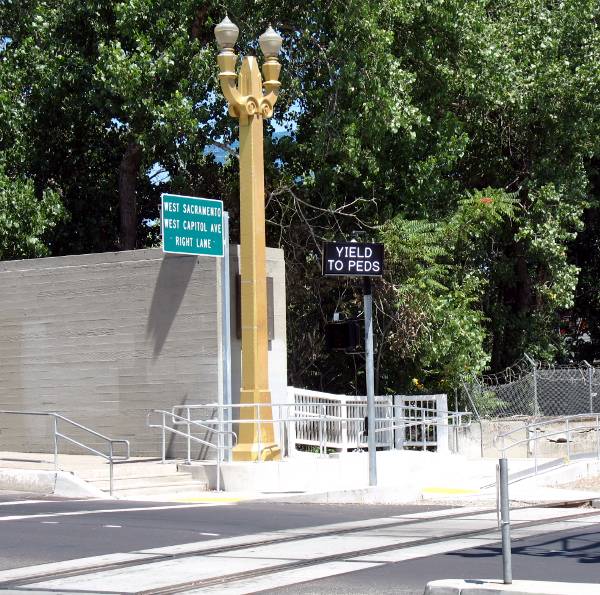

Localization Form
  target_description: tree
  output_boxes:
[270,0,600,388]
[0,0,233,252]
[0,165,64,260]
[2,0,600,392]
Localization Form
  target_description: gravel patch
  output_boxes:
[560,476,600,491]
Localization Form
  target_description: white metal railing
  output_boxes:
[496,413,600,475]
[167,391,471,462]
[357,410,472,452]
[0,410,129,495]
[289,388,456,453]
[171,402,322,460]
[146,409,238,491]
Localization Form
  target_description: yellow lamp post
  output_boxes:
[214,16,282,461]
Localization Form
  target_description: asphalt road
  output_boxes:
[3,492,600,595]
[0,492,445,571]
[261,522,600,594]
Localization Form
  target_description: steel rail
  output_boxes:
[139,506,600,594]
[1,504,595,592]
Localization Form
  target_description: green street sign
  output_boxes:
[161,193,224,257]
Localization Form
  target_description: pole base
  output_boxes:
[232,442,281,461]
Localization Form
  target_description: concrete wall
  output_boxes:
[0,247,286,458]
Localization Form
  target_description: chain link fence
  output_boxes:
[463,354,599,420]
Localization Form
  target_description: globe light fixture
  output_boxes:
[214,15,239,51]
[259,25,283,58]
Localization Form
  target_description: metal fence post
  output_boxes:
[341,395,349,454]
[534,426,538,474]
[319,404,324,457]
[585,361,594,413]
[596,414,600,460]
[53,416,58,473]
[532,360,539,417]
[186,406,191,465]
[525,354,539,417]
[287,391,297,458]
[499,457,512,584]
[161,411,166,463]
[393,395,404,450]
[109,443,114,496]
[436,394,449,454]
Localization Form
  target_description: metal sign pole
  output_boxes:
[499,457,512,583]
[220,212,233,462]
[364,276,377,486]
[320,237,383,486]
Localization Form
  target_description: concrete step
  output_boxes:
[78,461,208,498]
[89,473,201,491]
[75,461,183,482]
[110,481,209,499]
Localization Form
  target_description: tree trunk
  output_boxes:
[119,142,142,250]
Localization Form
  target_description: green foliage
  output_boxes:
[2,0,600,392]
[377,188,518,390]
[0,166,65,260]
[0,0,226,252]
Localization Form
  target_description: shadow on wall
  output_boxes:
[146,254,196,358]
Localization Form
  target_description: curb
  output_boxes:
[0,468,108,499]
[424,579,600,594]
[254,485,424,504]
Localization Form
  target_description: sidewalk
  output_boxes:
[425,579,600,595]
[2,450,600,506]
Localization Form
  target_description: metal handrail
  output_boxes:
[147,410,238,492]
[172,402,471,457]
[357,411,472,452]
[173,402,445,413]
[496,413,600,475]
[0,410,130,496]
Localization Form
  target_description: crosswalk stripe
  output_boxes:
[19,509,600,594]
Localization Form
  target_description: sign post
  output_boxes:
[363,275,377,486]
[322,240,384,486]
[220,213,233,462]
[161,193,231,471]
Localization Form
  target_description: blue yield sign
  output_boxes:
[161,193,224,257]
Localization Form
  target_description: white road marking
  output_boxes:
[0,501,231,522]
[22,509,600,594]
[102,525,122,528]
[0,498,91,506]
[40,521,59,525]
[0,507,469,583]
[198,532,220,536]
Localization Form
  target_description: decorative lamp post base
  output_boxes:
[232,442,281,461]
[232,388,281,461]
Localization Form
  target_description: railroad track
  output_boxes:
[1,503,597,594]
